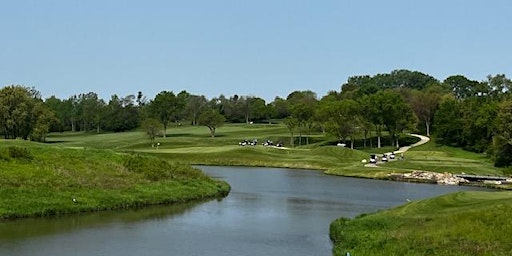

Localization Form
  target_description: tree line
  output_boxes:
[1,69,511,166]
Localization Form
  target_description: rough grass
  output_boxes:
[330,191,512,256]
[0,140,229,219]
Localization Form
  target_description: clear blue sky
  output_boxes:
[1,0,511,102]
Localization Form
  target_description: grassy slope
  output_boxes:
[0,140,229,219]
[330,191,512,256]
[385,138,502,175]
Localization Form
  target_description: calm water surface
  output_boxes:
[0,166,489,256]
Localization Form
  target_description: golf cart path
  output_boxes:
[364,134,430,167]
[395,134,430,153]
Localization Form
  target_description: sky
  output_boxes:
[1,0,511,102]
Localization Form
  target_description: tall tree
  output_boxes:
[198,108,225,137]
[271,96,289,119]
[246,97,267,123]
[283,117,299,147]
[185,94,207,126]
[444,75,479,100]
[0,85,54,140]
[410,90,441,136]
[174,90,190,126]
[486,74,512,100]
[494,99,512,167]
[360,94,385,148]
[149,91,177,137]
[78,92,105,133]
[379,90,418,147]
[287,90,318,145]
[141,118,162,148]
[44,96,68,132]
[30,102,56,142]
[103,94,140,132]
[316,99,360,148]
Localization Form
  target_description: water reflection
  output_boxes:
[0,201,203,240]
[0,166,490,256]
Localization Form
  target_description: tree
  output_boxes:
[495,99,512,145]
[185,94,207,126]
[316,99,359,148]
[444,75,479,100]
[362,90,417,147]
[379,90,418,147]
[103,94,140,132]
[247,97,267,123]
[30,102,56,142]
[492,99,512,167]
[44,96,66,132]
[149,91,177,137]
[360,94,385,148]
[0,85,54,140]
[198,108,225,137]
[287,90,318,145]
[142,118,162,147]
[290,103,315,145]
[78,92,105,133]
[410,90,441,136]
[486,74,512,100]
[174,90,189,126]
[271,96,289,119]
[283,117,299,146]
[433,98,464,146]
[66,95,81,132]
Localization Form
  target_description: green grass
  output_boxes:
[383,138,502,176]
[0,140,229,219]
[330,191,512,255]
[46,124,508,179]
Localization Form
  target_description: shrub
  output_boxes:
[8,146,33,160]
[494,143,512,168]
[122,153,171,181]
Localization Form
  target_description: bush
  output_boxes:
[8,146,34,160]
[495,143,512,168]
[122,154,171,181]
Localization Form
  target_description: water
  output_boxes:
[0,166,489,256]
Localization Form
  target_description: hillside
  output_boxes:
[0,140,229,219]
[330,191,512,255]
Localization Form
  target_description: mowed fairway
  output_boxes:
[47,123,508,179]
[48,124,384,176]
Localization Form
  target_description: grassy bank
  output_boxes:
[0,140,229,219]
[330,191,512,255]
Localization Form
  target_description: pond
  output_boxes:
[0,166,489,256]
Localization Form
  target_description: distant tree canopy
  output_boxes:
[0,85,55,141]
[2,69,511,166]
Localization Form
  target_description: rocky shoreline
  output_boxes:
[388,171,512,187]
[388,171,470,185]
